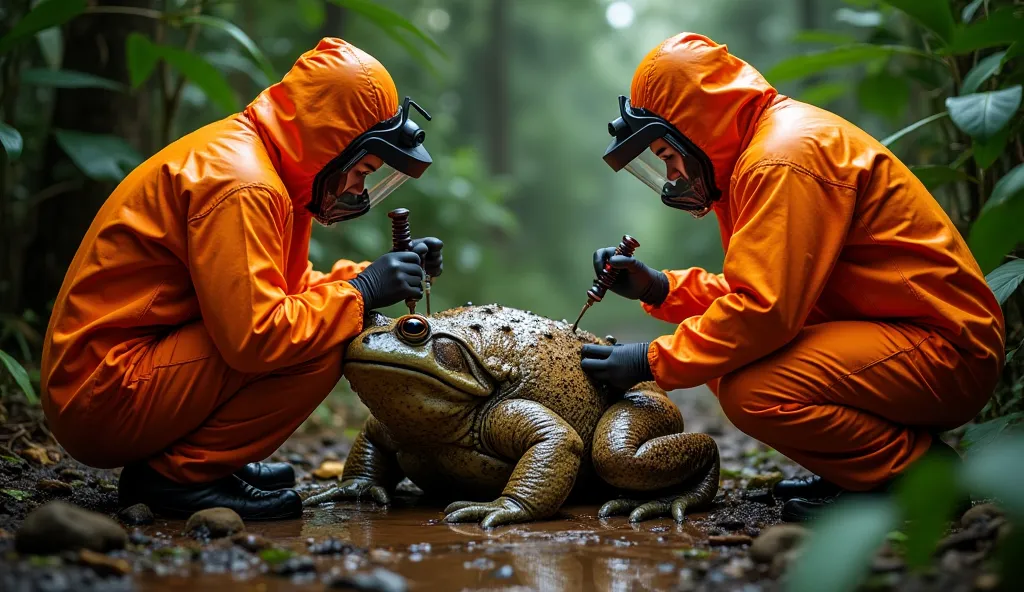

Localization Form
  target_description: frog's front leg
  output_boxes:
[443,399,583,529]
[592,386,720,523]
[302,416,404,508]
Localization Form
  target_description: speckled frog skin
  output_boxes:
[302,304,720,528]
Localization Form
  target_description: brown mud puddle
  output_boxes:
[130,494,765,592]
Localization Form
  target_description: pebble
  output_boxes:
[750,524,808,563]
[185,508,245,538]
[328,567,408,592]
[708,534,753,546]
[272,555,316,576]
[313,460,345,479]
[961,503,1004,527]
[118,503,154,526]
[975,573,1000,591]
[37,478,74,495]
[309,537,361,555]
[464,557,495,570]
[490,565,514,579]
[232,533,273,552]
[128,529,151,546]
[15,501,127,555]
[58,468,85,482]
[78,549,132,576]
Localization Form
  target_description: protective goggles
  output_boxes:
[602,95,721,217]
[309,96,433,225]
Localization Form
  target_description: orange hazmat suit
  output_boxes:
[40,38,398,484]
[631,33,1006,491]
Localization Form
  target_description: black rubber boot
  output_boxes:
[118,462,302,520]
[234,462,296,491]
[772,474,844,503]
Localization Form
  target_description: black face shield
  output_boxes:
[602,95,721,217]
[309,96,433,226]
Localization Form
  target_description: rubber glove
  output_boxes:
[411,237,443,278]
[348,251,424,310]
[592,248,669,305]
[580,342,654,391]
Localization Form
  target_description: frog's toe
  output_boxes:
[599,496,691,523]
[598,498,641,518]
[443,497,530,528]
[443,500,478,514]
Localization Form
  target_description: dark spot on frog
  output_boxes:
[501,325,512,333]
[470,324,482,331]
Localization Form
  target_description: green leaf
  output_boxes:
[961,51,1008,95]
[798,81,852,107]
[960,413,1024,453]
[156,45,240,114]
[985,259,1024,304]
[35,26,63,69]
[1006,42,1024,63]
[0,0,87,56]
[298,0,326,29]
[765,44,939,84]
[181,15,278,85]
[895,453,960,569]
[126,33,159,89]
[962,0,984,23]
[835,8,883,28]
[792,30,858,46]
[782,496,899,592]
[0,349,37,404]
[947,7,1024,55]
[910,165,970,190]
[0,123,24,161]
[880,111,949,147]
[857,69,910,121]
[973,125,1011,169]
[53,129,144,183]
[329,0,446,58]
[960,433,1024,522]
[880,0,956,45]
[2,489,32,501]
[20,68,125,91]
[968,163,1024,273]
[203,50,270,88]
[945,86,1022,141]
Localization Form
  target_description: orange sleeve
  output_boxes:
[647,163,855,391]
[187,185,365,373]
[301,258,371,290]
[642,267,731,323]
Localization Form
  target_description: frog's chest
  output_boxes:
[396,445,514,499]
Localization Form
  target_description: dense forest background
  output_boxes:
[1,0,1022,434]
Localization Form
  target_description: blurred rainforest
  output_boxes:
[1,0,1023,435]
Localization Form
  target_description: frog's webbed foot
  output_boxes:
[301,478,391,507]
[443,496,531,529]
[598,493,699,523]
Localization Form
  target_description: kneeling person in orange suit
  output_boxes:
[39,38,443,520]
[580,33,1006,522]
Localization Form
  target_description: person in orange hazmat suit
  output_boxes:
[580,33,1005,522]
[39,38,443,520]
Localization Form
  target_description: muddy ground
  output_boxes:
[0,389,1011,591]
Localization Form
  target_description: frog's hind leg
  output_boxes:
[592,385,720,523]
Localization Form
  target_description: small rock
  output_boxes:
[715,518,746,531]
[272,555,316,576]
[59,468,85,482]
[287,453,309,466]
[313,460,345,479]
[185,508,244,538]
[722,556,753,578]
[750,524,808,563]
[232,532,273,552]
[746,472,784,490]
[974,573,1000,591]
[961,503,1004,527]
[709,534,753,546]
[37,478,74,495]
[20,445,58,466]
[329,567,408,592]
[128,529,151,546]
[464,557,495,570]
[118,503,154,526]
[96,480,118,492]
[78,549,132,576]
[309,536,361,555]
[15,501,127,555]
[490,565,514,579]
[369,549,395,563]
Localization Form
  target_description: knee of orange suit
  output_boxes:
[283,346,345,397]
[715,367,782,440]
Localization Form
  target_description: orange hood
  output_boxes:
[244,37,399,208]
[630,33,778,198]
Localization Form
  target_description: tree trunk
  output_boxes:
[18,0,155,315]
[485,0,510,175]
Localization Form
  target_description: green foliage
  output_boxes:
[894,454,960,569]
[19,68,125,92]
[180,15,278,83]
[0,0,86,56]
[1,489,32,501]
[960,412,1024,453]
[880,0,956,46]
[945,86,1021,142]
[0,348,37,404]
[984,258,1024,304]
[53,130,144,183]
[910,164,971,189]
[0,123,23,161]
[971,165,1024,273]
[766,44,936,84]
[960,51,1007,94]
[328,0,446,74]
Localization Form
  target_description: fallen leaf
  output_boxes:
[20,445,57,466]
[312,460,344,479]
[2,489,32,501]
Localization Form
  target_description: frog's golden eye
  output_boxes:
[396,314,430,344]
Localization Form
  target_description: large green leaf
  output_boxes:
[895,454,961,570]
[947,6,1024,55]
[945,85,1022,141]
[961,413,1024,453]
[204,50,270,88]
[792,30,858,46]
[962,0,984,23]
[329,0,445,58]
[985,259,1024,304]
[0,123,23,161]
[181,15,277,84]
[880,111,949,147]
[968,163,1024,273]
[960,433,1024,521]
[765,44,938,84]
[53,129,144,183]
[910,165,970,190]
[782,497,899,592]
[0,0,86,56]
[835,8,883,28]
[20,68,125,91]
[0,349,37,404]
[126,33,160,89]
[157,45,240,114]
[973,125,1011,169]
[857,69,909,121]
[799,81,852,107]
[961,51,1007,95]
[881,0,955,45]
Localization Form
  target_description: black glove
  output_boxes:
[348,251,424,310]
[593,248,669,305]
[411,237,443,278]
[580,342,654,391]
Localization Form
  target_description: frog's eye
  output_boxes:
[397,314,431,344]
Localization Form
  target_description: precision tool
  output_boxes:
[388,208,420,315]
[571,234,640,333]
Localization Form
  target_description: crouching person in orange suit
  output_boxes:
[39,38,443,520]
[580,33,1006,522]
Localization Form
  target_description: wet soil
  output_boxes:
[0,391,1008,591]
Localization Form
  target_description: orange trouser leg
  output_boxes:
[60,321,343,484]
[715,321,993,491]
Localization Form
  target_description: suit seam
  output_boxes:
[136,282,165,321]
[187,182,284,222]
[821,333,931,394]
[744,159,858,191]
[855,216,925,302]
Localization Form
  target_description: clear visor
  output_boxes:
[621,144,710,212]
[319,163,412,221]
